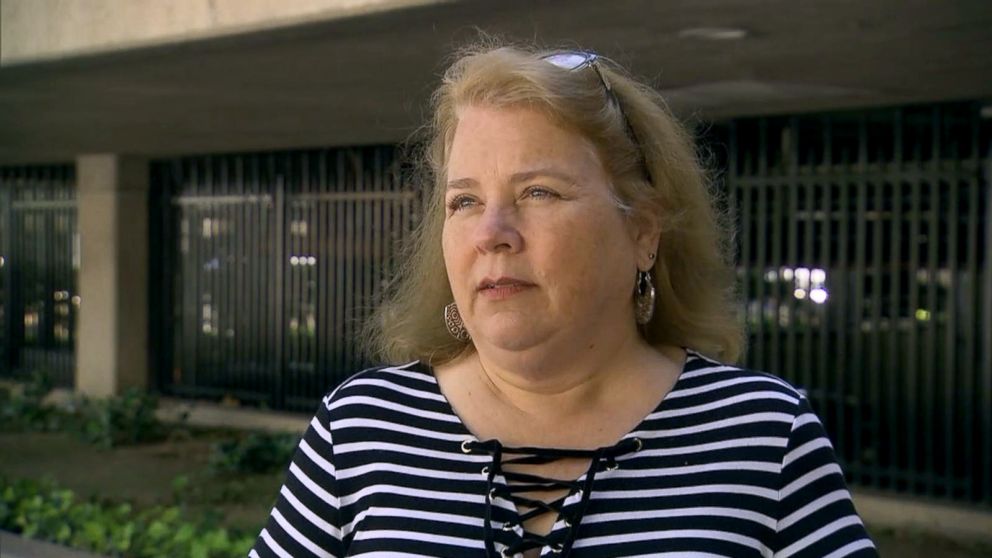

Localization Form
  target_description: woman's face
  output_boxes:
[442,104,657,354]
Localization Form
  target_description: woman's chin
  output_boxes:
[471,323,550,353]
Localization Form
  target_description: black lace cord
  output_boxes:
[482,442,503,556]
[557,453,604,557]
[465,438,641,557]
[502,448,604,557]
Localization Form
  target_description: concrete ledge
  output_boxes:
[27,386,309,434]
[156,397,308,434]
[0,531,106,558]
[853,488,992,544]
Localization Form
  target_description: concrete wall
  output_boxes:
[0,0,444,65]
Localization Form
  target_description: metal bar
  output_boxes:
[769,125,785,378]
[963,108,980,503]
[233,156,247,391]
[755,119,768,371]
[293,190,416,202]
[887,110,904,489]
[1,183,12,373]
[304,151,317,397]
[924,107,940,495]
[803,133,817,397]
[907,115,922,492]
[286,158,298,402]
[272,155,286,409]
[218,157,233,395]
[252,156,267,397]
[733,167,978,185]
[363,150,375,369]
[786,122,800,386]
[334,151,346,378]
[852,115,868,482]
[981,131,992,505]
[182,160,197,391]
[9,199,76,210]
[324,150,335,388]
[945,148,960,499]
[174,194,272,206]
[817,122,832,446]
[834,118,851,474]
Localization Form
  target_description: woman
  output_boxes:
[251,43,877,557]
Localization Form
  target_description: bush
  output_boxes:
[0,373,166,448]
[208,431,300,475]
[0,476,256,558]
[76,388,165,448]
[0,370,66,432]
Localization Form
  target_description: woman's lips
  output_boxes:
[477,278,535,300]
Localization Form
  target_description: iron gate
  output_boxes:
[0,165,78,387]
[705,102,991,506]
[152,147,417,411]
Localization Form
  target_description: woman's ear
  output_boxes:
[634,212,662,271]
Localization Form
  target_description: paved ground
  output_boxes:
[0,531,103,558]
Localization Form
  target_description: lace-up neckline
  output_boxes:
[461,437,643,557]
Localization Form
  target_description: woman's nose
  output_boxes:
[473,205,523,254]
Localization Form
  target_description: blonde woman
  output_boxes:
[251,43,876,558]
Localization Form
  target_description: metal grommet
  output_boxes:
[500,548,514,558]
[489,487,499,500]
[605,461,619,471]
[562,518,572,528]
[461,439,473,453]
[551,543,564,554]
[481,466,489,476]
[501,521,516,532]
[632,437,643,451]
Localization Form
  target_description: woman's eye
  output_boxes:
[524,187,559,200]
[446,195,477,212]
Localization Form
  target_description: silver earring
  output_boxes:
[635,270,655,325]
[444,302,470,341]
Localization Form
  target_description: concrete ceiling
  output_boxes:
[1,0,990,164]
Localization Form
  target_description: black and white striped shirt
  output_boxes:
[251,351,877,557]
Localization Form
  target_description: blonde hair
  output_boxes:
[364,40,743,364]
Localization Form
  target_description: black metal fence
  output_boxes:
[151,147,417,411]
[0,165,78,387]
[2,102,988,508]
[705,102,991,506]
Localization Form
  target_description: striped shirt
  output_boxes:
[250,351,877,557]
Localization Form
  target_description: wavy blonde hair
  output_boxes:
[364,40,743,364]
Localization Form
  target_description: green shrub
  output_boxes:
[76,388,164,448]
[0,476,256,557]
[0,373,166,448]
[209,431,299,474]
[0,370,66,432]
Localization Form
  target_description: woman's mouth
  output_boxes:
[477,277,535,300]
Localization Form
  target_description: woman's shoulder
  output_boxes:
[322,361,439,401]
[317,360,452,421]
[679,349,808,407]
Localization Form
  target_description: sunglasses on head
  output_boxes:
[541,51,652,183]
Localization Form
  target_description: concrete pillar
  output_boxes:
[75,154,148,396]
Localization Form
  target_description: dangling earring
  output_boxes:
[635,269,656,325]
[444,302,471,341]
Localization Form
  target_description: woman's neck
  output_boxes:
[468,332,669,422]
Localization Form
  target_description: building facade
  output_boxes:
[2,0,990,509]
